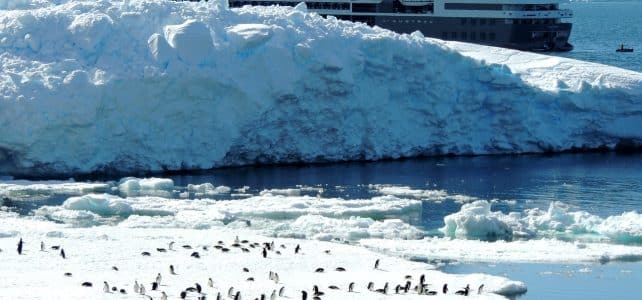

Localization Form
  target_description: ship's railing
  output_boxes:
[438,8,572,19]
[399,0,434,6]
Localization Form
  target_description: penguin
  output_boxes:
[134,281,140,293]
[235,236,240,244]
[81,282,92,287]
[455,284,470,296]
[295,244,301,254]
[478,284,484,294]
[335,267,346,272]
[375,283,388,294]
[51,245,60,250]
[243,267,249,272]
[17,238,23,255]
[348,282,355,292]
[234,291,241,300]
[170,265,176,275]
[112,266,119,271]
[60,248,66,259]
[228,287,234,298]
[314,268,324,273]
[64,272,72,277]
[273,272,279,283]
[270,290,276,300]
[103,281,110,293]
[426,290,437,295]
[324,250,331,254]
[169,241,175,251]
[395,285,401,294]
[216,292,222,300]
[152,282,158,291]
[279,286,285,297]
[196,283,202,293]
[374,259,380,269]
[156,273,162,285]
[246,277,254,282]
[420,274,425,285]
[262,247,267,258]
[208,278,213,287]
[161,291,168,300]
[157,248,167,252]
[367,282,374,291]
[119,289,126,294]
[442,284,448,294]
[328,286,339,290]
[182,245,192,249]
[180,291,187,299]
[112,287,117,292]
[141,251,151,256]
[301,291,307,300]
[312,285,324,296]
[405,275,412,280]
[40,241,45,252]
[191,252,201,258]
[404,281,411,293]
[140,284,146,295]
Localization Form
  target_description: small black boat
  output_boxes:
[616,44,634,52]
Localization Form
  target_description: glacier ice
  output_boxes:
[0,1,641,176]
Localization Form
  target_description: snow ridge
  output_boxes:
[1,1,642,176]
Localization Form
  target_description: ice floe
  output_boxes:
[360,237,642,264]
[0,214,526,299]
[440,200,642,245]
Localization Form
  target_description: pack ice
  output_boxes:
[1,0,642,176]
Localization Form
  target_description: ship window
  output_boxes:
[445,3,502,10]
[480,19,486,25]
[442,32,448,39]
[461,32,467,40]
[489,32,496,40]
[480,32,487,40]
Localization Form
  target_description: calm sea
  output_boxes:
[560,1,642,72]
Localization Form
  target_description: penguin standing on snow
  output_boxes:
[374,259,380,269]
[103,281,110,293]
[60,248,66,259]
[301,291,307,300]
[156,273,162,285]
[170,265,177,275]
[17,238,23,255]
[161,291,168,300]
[41,241,45,252]
[208,278,213,287]
[442,283,448,294]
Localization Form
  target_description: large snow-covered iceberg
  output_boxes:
[1,0,641,176]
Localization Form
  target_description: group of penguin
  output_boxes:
[11,237,484,299]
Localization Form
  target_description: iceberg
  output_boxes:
[1,1,641,176]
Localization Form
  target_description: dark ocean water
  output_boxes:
[559,1,642,72]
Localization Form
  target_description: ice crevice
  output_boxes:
[0,1,641,176]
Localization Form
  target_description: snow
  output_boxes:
[360,237,642,264]
[0,1,641,176]
[0,214,527,299]
[440,200,642,245]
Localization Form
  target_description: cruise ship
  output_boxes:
[228,0,574,51]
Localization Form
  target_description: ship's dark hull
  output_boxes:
[338,15,573,52]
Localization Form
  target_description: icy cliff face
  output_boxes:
[1,1,641,176]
